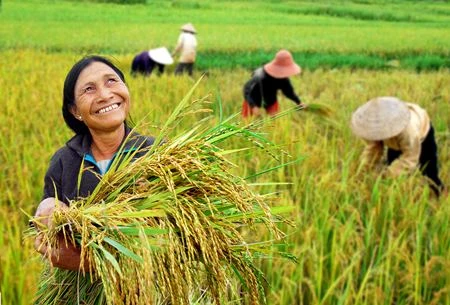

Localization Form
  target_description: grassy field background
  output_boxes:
[1,0,449,304]
[1,0,450,69]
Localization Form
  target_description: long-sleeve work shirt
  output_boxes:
[361,103,431,177]
[173,32,197,63]
[243,68,301,109]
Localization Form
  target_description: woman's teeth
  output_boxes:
[98,103,119,114]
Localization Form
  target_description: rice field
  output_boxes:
[1,0,449,304]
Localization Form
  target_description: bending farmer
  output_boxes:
[351,96,445,196]
[242,49,306,118]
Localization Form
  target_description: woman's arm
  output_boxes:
[361,140,384,171]
[386,133,421,178]
[280,78,304,106]
[172,34,184,56]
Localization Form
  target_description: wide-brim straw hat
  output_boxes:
[180,23,196,34]
[351,97,411,141]
[148,47,174,65]
[264,49,301,79]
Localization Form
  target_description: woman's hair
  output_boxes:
[62,55,126,135]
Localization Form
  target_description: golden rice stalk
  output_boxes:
[27,77,295,305]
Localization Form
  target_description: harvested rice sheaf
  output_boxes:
[28,80,295,305]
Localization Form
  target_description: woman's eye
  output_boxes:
[84,86,94,93]
[107,78,118,84]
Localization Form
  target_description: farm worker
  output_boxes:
[131,47,174,76]
[32,56,155,270]
[172,23,197,76]
[242,49,307,118]
[351,96,445,196]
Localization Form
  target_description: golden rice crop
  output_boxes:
[27,80,294,305]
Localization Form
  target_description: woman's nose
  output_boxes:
[97,86,113,101]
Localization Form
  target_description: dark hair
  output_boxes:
[62,55,126,135]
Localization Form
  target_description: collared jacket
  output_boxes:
[43,126,155,204]
[361,102,431,177]
[243,68,301,109]
[173,32,197,63]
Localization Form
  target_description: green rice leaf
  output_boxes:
[114,226,168,236]
[103,237,143,263]
[96,244,123,277]
[117,209,166,218]
[230,264,248,290]
[245,157,305,180]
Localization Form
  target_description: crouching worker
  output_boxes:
[242,49,307,118]
[131,47,173,77]
[351,96,445,196]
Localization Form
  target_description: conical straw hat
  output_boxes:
[180,23,196,34]
[148,47,174,65]
[264,49,301,79]
[351,97,411,141]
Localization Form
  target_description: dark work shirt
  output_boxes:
[42,125,155,204]
[243,68,301,108]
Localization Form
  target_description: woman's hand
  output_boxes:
[33,197,61,229]
[297,102,308,110]
[33,198,89,271]
[35,233,89,271]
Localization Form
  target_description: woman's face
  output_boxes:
[71,61,130,134]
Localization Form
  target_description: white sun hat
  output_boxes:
[351,96,411,141]
[148,47,174,65]
[180,23,196,34]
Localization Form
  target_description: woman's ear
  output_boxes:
[69,105,83,121]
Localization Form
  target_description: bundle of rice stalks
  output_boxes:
[27,79,295,305]
[301,102,334,117]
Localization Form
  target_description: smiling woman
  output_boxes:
[70,61,131,159]
[32,56,155,271]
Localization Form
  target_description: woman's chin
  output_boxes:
[88,118,126,134]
